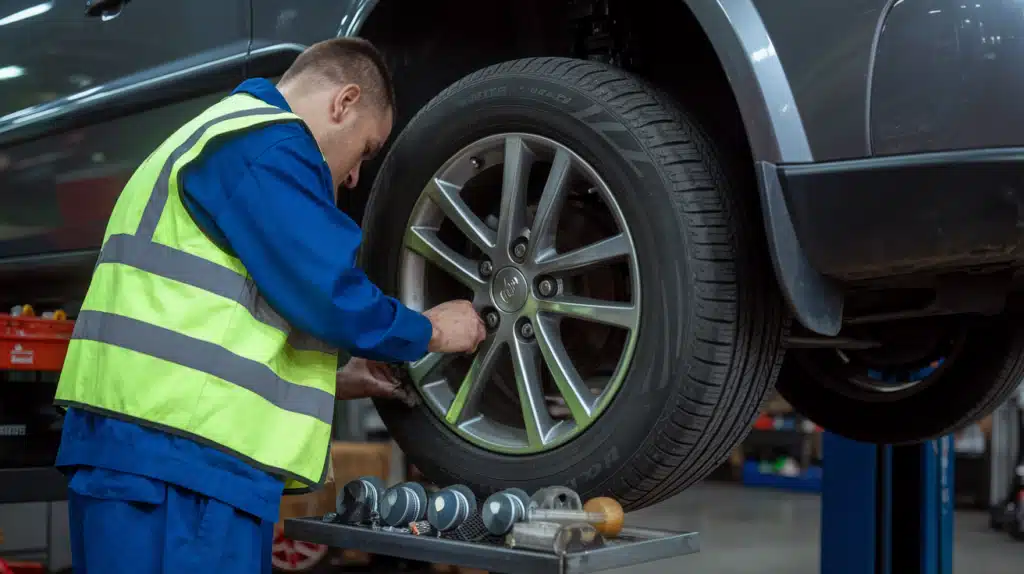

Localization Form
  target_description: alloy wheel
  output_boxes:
[398,133,641,454]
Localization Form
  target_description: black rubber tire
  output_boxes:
[361,57,788,510]
[777,314,1024,444]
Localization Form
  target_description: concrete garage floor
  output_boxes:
[607,482,1024,574]
[14,480,1021,572]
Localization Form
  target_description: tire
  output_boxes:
[362,57,788,509]
[777,314,1024,444]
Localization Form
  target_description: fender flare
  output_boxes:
[337,0,379,38]
[680,0,812,164]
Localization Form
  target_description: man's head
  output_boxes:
[277,38,395,196]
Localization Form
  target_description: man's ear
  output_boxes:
[331,84,362,122]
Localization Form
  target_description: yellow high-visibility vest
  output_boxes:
[54,93,339,493]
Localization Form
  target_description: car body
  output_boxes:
[4,0,1022,320]
[3,0,1023,507]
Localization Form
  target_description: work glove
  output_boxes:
[335,357,420,407]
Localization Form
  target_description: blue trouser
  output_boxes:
[67,469,274,574]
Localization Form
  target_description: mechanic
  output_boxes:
[51,38,486,573]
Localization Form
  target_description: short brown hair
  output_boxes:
[279,37,395,112]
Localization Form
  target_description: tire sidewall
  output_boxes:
[363,67,693,495]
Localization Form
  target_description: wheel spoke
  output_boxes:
[535,233,631,275]
[497,136,535,250]
[445,336,504,425]
[402,134,643,454]
[404,226,487,291]
[511,337,554,448]
[408,351,447,385]
[424,177,497,252]
[528,148,572,260]
[537,296,639,330]
[534,317,594,424]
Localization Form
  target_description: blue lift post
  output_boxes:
[820,432,955,574]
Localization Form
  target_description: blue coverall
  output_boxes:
[55,78,433,573]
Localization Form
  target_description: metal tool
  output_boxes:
[336,476,386,524]
[481,488,531,535]
[528,497,625,538]
[530,486,583,511]
[409,520,435,536]
[379,481,428,526]
[506,521,605,555]
[427,484,478,532]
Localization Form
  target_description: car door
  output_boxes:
[0,0,251,267]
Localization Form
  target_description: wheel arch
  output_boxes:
[678,0,812,164]
[345,0,814,164]
[343,0,841,335]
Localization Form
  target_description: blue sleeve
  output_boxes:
[182,133,432,363]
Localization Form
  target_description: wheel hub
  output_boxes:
[491,267,529,313]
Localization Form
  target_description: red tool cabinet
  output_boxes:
[0,314,74,372]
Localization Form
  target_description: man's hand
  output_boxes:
[336,358,419,407]
[423,300,487,354]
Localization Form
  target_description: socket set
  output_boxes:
[322,478,652,552]
[286,478,699,574]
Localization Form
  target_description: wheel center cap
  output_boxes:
[491,267,529,313]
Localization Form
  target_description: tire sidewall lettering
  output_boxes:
[446,78,659,185]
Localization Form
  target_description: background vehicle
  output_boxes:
[3,0,1024,510]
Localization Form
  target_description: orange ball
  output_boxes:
[583,497,624,537]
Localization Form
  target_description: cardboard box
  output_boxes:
[277,484,336,522]
[330,440,392,485]
[760,392,793,415]
[277,453,336,523]
[978,414,994,437]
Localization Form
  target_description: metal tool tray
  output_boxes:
[284,518,699,574]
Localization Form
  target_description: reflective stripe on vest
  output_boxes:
[72,310,334,424]
[55,94,338,491]
[137,107,283,240]
[95,233,333,355]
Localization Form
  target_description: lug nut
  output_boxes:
[470,156,483,169]
[537,277,556,297]
[512,241,528,261]
[479,260,493,277]
[483,310,500,330]
[519,321,534,339]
